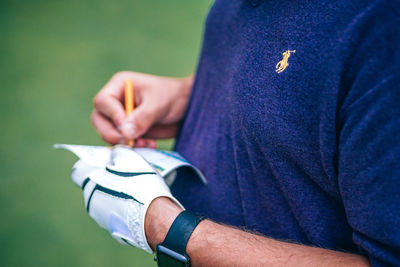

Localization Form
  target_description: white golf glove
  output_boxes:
[71,145,183,253]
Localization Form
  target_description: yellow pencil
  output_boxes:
[124,79,135,146]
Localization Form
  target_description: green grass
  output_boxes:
[0,0,212,266]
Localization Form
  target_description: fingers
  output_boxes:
[93,92,125,128]
[119,137,157,148]
[91,110,123,144]
[120,103,158,140]
[93,72,138,128]
[91,107,157,147]
[134,138,157,148]
[93,71,184,143]
[119,105,178,140]
[94,71,152,140]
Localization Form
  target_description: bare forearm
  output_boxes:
[145,198,370,267]
[187,220,369,267]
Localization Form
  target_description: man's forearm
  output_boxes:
[187,220,369,267]
[145,197,370,267]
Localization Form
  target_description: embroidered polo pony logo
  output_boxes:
[275,50,296,73]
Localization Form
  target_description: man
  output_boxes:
[89,0,399,265]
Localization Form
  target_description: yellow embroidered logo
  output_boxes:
[275,50,296,73]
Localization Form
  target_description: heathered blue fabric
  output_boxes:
[171,0,400,265]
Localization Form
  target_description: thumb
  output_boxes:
[120,104,157,140]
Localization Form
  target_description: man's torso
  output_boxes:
[172,0,399,257]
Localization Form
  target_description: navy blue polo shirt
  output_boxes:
[171,0,400,265]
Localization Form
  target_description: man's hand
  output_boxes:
[91,71,193,146]
[71,145,183,253]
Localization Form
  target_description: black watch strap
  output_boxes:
[162,210,204,256]
[156,210,204,266]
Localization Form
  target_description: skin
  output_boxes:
[146,197,370,267]
[92,71,193,147]
[92,72,370,266]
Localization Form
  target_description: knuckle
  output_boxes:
[102,133,119,144]
[100,133,111,143]
[93,94,101,108]
[93,93,106,109]
[111,72,122,80]
[90,111,97,126]
[113,71,130,80]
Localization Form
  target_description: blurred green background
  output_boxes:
[0,0,212,266]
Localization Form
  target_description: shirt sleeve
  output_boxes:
[337,4,400,266]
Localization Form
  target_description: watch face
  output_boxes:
[156,245,189,267]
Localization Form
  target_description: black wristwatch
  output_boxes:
[155,210,204,267]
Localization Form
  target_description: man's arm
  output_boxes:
[145,197,370,267]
